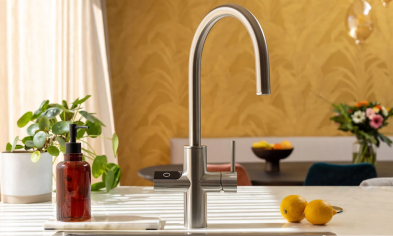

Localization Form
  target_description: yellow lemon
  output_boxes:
[252,142,263,148]
[252,140,269,148]
[281,141,293,149]
[280,195,308,222]
[265,143,274,150]
[304,200,337,225]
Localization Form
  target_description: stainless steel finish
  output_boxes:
[153,175,190,192]
[231,140,235,173]
[221,140,237,192]
[332,206,343,213]
[154,4,270,229]
[220,171,237,192]
[189,4,270,146]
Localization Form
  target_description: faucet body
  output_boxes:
[154,4,270,229]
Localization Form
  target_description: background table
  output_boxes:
[138,161,393,186]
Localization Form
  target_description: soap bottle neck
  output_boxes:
[64,153,83,162]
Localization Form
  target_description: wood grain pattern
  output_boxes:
[106,0,393,186]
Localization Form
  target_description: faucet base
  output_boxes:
[184,189,207,229]
[183,146,209,229]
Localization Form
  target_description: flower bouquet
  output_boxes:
[330,101,392,165]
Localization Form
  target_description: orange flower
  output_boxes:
[355,101,369,107]
[373,105,382,113]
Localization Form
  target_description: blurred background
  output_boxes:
[1,0,393,187]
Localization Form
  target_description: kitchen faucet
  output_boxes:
[154,4,270,229]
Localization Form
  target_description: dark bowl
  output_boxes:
[251,147,294,172]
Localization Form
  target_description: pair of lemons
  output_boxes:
[280,195,337,225]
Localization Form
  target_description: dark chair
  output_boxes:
[304,163,377,186]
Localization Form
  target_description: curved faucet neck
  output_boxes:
[188,4,270,147]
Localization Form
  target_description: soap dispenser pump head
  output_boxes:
[65,124,89,154]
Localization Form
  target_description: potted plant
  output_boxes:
[1,96,120,203]
[330,101,392,165]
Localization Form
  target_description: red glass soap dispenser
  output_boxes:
[56,124,91,222]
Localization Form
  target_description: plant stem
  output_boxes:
[81,147,96,157]
[79,139,96,155]
[53,155,58,164]
[83,154,94,160]
[52,173,56,182]
[82,149,95,158]
[72,105,81,122]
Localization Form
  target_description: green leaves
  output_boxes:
[32,110,42,121]
[59,145,65,154]
[92,155,107,178]
[86,120,102,136]
[31,151,41,162]
[33,131,47,149]
[27,123,40,136]
[62,100,69,109]
[56,136,66,147]
[40,107,62,119]
[91,182,106,191]
[47,145,60,156]
[49,104,74,113]
[92,115,106,127]
[79,111,105,138]
[22,136,33,144]
[378,133,392,147]
[39,100,49,110]
[60,111,74,121]
[23,135,34,148]
[17,112,32,128]
[73,95,91,106]
[79,111,95,123]
[90,155,120,192]
[25,140,35,148]
[6,140,23,151]
[32,100,49,120]
[105,170,115,193]
[38,117,50,131]
[11,136,19,152]
[357,130,377,145]
[52,121,70,135]
[112,133,119,158]
[111,164,121,189]
[102,163,121,191]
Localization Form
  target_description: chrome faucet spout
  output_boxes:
[189,4,270,146]
[154,4,270,229]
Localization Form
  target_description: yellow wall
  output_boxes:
[106,0,393,186]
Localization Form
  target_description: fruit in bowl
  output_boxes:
[252,140,293,150]
[252,140,294,172]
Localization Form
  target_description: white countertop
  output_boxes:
[1,186,392,235]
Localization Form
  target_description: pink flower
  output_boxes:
[369,114,384,129]
[366,108,375,119]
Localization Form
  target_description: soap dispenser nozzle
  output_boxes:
[66,124,89,154]
[69,124,89,142]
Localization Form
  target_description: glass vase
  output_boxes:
[352,138,376,165]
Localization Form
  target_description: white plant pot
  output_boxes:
[0,151,52,203]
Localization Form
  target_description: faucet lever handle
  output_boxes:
[220,140,237,192]
[231,140,235,172]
